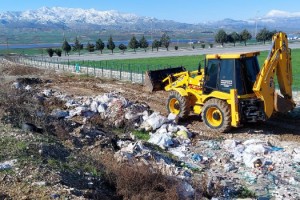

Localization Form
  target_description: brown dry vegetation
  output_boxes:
[0,60,184,199]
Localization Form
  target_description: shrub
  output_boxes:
[46,48,54,57]
[55,49,62,57]
[101,154,179,199]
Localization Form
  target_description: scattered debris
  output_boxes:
[0,159,17,171]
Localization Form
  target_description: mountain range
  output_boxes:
[0,7,300,33]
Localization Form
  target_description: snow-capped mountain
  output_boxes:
[1,7,300,32]
[6,7,141,25]
[0,7,193,30]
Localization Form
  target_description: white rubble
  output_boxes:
[0,159,17,171]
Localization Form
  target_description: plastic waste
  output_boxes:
[167,113,177,120]
[25,85,32,91]
[294,148,300,154]
[223,139,237,150]
[176,130,189,139]
[168,146,187,158]
[12,82,21,89]
[243,171,258,184]
[224,162,235,172]
[243,152,264,168]
[191,153,203,162]
[270,146,284,151]
[167,123,179,133]
[51,109,69,119]
[97,103,107,113]
[68,106,89,117]
[96,94,111,104]
[0,159,17,171]
[244,144,269,155]
[42,89,53,97]
[294,154,300,163]
[148,132,173,149]
[90,101,99,112]
[144,112,167,131]
[243,139,267,146]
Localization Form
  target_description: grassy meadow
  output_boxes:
[2,45,299,88]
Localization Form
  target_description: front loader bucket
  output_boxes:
[144,66,186,92]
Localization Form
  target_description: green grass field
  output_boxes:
[2,45,300,88]
[64,48,300,89]
[70,49,299,72]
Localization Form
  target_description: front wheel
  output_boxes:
[201,98,231,132]
[166,91,190,118]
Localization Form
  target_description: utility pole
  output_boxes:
[6,37,9,54]
[151,19,153,52]
[151,19,153,43]
[255,10,260,37]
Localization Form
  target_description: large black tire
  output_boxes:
[201,98,231,132]
[166,91,190,119]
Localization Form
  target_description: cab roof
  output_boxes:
[206,51,260,59]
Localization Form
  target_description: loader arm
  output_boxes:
[253,32,295,118]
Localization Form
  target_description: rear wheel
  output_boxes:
[167,91,190,118]
[201,98,231,132]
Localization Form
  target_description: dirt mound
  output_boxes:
[0,61,45,76]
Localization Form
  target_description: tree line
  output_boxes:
[214,28,277,47]
[45,28,278,57]
[47,33,171,57]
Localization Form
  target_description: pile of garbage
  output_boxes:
[11,80,300,199]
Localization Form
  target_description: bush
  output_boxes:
[118,44,127,53]
[46,48,54,57]
[55,49,62,57]
[201,44,205,48]
[174,46,178,50]
[86,42,95,52]
[101,154,179,199]
[209,43,213,48]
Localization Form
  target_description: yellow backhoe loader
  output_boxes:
[144,32,295,132]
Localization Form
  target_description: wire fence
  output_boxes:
[8,55,150,84]
[7,55,190,84]
[4,55,300,100]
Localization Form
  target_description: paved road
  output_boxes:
[59,42,300,61]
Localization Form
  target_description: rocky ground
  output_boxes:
[0,57,300,199]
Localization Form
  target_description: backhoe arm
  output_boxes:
[253,32,295,118]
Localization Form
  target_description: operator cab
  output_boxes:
[203,52,260,95]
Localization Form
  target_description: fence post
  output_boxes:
[119,64,122,80]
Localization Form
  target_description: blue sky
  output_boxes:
[0,0,299,23]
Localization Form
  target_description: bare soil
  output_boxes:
[1,59,300,142]
[1,59,300,199]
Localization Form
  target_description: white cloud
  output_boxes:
[266,10,300,18]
